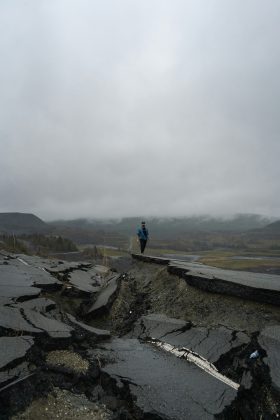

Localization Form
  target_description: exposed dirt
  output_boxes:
[110,261,280,335]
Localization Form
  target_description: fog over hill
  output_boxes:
[261,220,280,231]
[1,212,278,248]
[48,213,278,248]
[51,214,274,234]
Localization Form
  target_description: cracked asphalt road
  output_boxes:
[1,252,280,419]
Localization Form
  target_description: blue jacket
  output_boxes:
[137,227,149,240]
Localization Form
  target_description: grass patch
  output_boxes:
[146,248,190,256]
[97,247,128,257]
[199,255,280,271]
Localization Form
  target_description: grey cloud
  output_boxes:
[0,0,279,220]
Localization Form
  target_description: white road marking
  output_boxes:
[149,339,239,391]
[17,258,29,266]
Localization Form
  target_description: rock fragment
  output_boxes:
[87,275,119,316]
[66,313,110,339]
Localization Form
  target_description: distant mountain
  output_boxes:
[101,214,270,233]
[111,214,272,235]
[52,214,271,232]
[50,214,273,245]
[0,213,49,235]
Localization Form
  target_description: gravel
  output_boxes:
[46,351,89,374]
[12,388,111,420]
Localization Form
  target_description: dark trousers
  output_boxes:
[140,239,147,254]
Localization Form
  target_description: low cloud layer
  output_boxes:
[0,0,280,220]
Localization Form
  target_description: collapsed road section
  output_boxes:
[0,252,114,419]
[132,253,280,306]
[0,251,280,419]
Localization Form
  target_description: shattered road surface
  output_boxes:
[1,251,280,419]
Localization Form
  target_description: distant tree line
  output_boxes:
[0,234,28,253]
[21,234,78,253]
[0,233,78,255]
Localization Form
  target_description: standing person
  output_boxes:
[137,221,149,254]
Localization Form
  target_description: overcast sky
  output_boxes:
[0,0,280,220]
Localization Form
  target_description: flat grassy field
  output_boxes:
[148,248,280,272]
[79,241,280,273]
[198,249,280,272]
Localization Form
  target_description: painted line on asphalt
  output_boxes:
[149,339,239,391]
[17,258,29,266]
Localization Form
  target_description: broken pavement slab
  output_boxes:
[99,338,237,419]
[0,285,40,305]
[0,263,41,304]
[44,260,91,274]
[23,309,73,339]
[66,313,111,339]
[259,325,280,391]
[11,258,62,290]
[17,297,56,312]
[133,313,250,364]
[132,253,280,306]
[150,339,239,390]
[177,263,280,306]
[132,313,188,338]
[0,306,42,334]
[0,337,35,390]
[0,261,61,306]
[87,275,120,316]
[0,363,33,392]
[68,270,102,294]
[0,306,73,339]
[15,254,88,272]
[0,336,34,370]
